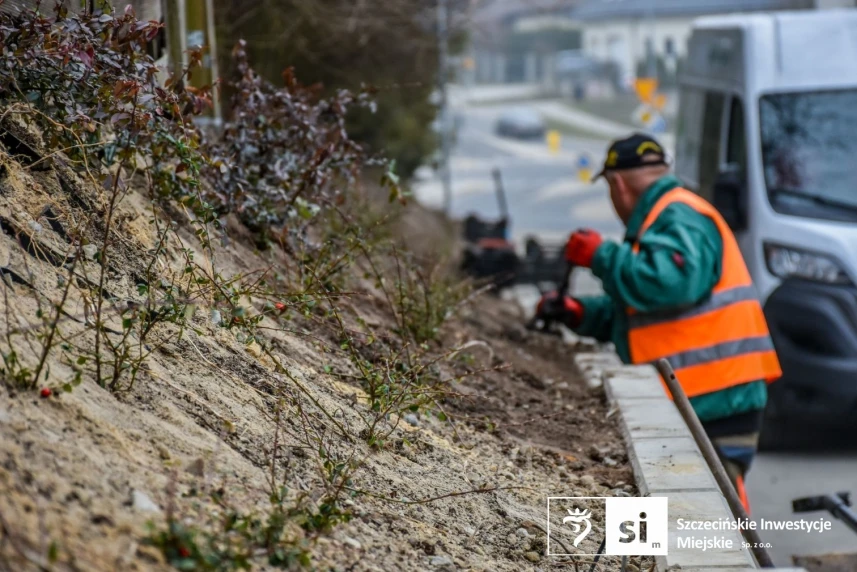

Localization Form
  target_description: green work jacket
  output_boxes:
[575,175,767,423]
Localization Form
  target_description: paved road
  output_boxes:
[413,101,623,296]
[747,452,857,566]
[415,105,624,242]
[414,97,857,566]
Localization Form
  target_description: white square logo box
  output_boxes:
[605,497,669,556]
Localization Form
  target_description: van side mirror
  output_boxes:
[713,168,747,231]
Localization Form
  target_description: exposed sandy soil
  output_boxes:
[0,122,647,572]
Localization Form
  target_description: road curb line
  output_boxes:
[573,353,807,572]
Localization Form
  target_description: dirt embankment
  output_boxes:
[0,124,638,571]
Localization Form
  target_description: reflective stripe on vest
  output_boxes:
[626,187,782,399]
[627,284,759,330]
[665,335,775,370]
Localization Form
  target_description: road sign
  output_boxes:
[634,78,658,105]
[547,130,561,154]
[631,102,668,132]
[577,153,593,182]
[649,114,667,133]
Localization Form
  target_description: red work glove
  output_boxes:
[564,228,603,268]
[535,291,584,329]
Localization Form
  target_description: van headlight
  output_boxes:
[764,243,852,285]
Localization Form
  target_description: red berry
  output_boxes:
[40,388,52,398]
[178,546,191,558]
[275,302,286,312]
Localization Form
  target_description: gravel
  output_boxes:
[429,555,453,567]
[130,490,160,513]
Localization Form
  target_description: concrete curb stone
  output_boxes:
[573,352,807,572]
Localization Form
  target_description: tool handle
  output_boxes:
[558,262,574,296]
[656,359,776,568]
[525,262,575,335]
[825,494,857,534]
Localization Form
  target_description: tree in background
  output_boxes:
[214,0,446,178]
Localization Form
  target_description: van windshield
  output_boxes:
[760,89,857,221]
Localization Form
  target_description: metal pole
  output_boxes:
[646,0,657,79]
[793,492,857,534]
[204,0,221,122]
[655,359,776,569]
[491,168,509,221]
[437,0,453,216]
[164,0,187,84]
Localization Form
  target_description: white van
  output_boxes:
[676,10,857,446]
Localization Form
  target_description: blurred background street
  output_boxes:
[414,0,857,559]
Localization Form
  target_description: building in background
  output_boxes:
[571,0,826,92]
[468,0,581,86]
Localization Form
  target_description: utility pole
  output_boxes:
[185,0,222,122]
[645,0,657,79]
[437,0,453,217]
[164,0,187,84]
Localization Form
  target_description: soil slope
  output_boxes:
[0,124,639,571]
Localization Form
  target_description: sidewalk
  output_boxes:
[449,83,543,106]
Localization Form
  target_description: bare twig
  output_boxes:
[343,484,536,505]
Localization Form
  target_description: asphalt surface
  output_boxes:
[414,97,857,566]
[414,105,625,244]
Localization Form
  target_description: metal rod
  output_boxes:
[655,359,776,568]
[491,167,509,221]
[794,493,857,534]
[164,0,188,83]
[587,537,606,572]
[825,497,857,534]
[645,0,657,79]
[437,0,452,216]
[558,261,574,297]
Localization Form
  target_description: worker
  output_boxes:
[536,133,782,513]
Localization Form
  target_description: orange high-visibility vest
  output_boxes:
[627,187,782,399]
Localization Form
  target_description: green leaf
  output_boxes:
[62,383,73,393]
[48,541,59,563]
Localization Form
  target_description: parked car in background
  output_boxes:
[495,107,546,140]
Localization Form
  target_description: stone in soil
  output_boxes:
[130,490,160,513]
[524,551,540,563]
[429,555,453,567]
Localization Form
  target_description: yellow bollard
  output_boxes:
[547,130,561,154]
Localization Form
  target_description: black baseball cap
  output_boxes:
[591,133,668,182]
